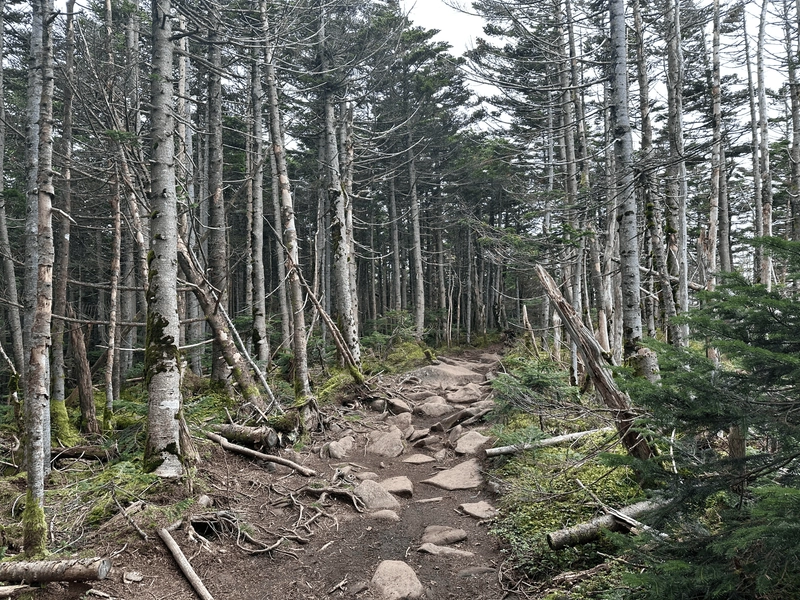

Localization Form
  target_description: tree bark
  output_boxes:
[67,306,99,434]
[546,499,667,550]
[0,558,112,583]
[408,141,426,342]
[609,0,643,359]
[145,0,184,478]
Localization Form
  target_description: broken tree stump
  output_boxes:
[546,499,668,550]
[485,427,615,457]
[0,558,111,583]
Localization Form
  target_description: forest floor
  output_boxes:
[23,348,518,600]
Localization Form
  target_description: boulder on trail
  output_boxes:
[460,501,498,519]
[415,402,454,418]
[446,382,484,404]
[368,510,401,523]
[387,397,413,414]
[402,454,436,465]
[410,364,484,390]
[324,435,354,459]
[421,458,483,490]
[454,431,493,455]
[366,427,405,457]
[354,480,401,510]
[421,525,467,545]
[386,412,413,430]
[370,560,424,600]
[380,476,414,498]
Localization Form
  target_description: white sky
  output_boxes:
[400,0,485,56]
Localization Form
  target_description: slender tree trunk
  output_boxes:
[610,0,643,359]
[24,0,56,556]
[264,22,314,417]
[757,0,773,289]
[789,0,800,242]
[145,0,184,478]
[665,0,689,346]
[745,12,763,280]
[705,0,722,291]
[0,0,24,377]
[250,38,269,366]
[389,177,402,312]
[408,141,425,341]
[208,26,229,381]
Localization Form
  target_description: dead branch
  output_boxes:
[485,428,615,457]
[51,444,119,462]
[0,585,31,598]
[157,527,215,600]
[206,432,316,477]
[210,424,278,449]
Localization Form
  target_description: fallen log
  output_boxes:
[546,499,668,550]
[206,432,316,477]
[51,444,119,462]
[485,427,615,457]
[157,527,215,600]
[0,558,111,583]
[210,424,278,449]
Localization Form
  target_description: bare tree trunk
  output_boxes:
[408,141,425,342]
[67,306,98,435]
[264,17,314,422]
[610,0,643,359]
[706,0,722,291]
[757,0,773,289]
[665,0,689,346]
[145,0,184,478]
[787,0,800,243]
[389,177,402,312]
[208,25,229,382]
[0,0,24,377]
[250,37,269,367]
[745,12,763,281]
[24,0,55,556]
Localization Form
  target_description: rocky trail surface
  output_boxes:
[37,351,513,600]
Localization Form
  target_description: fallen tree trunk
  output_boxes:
[535,265,654,461]
[210,424,278,449]
[546,499,668,550]
[51,444,118,461]
[157,527,215,600]
[206,432,316,477]
[0,558,111,583]
[485,428,615,457]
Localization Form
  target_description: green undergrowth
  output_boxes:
[488,345,643,597]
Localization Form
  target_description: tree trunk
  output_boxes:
[0,0,24,378]
[408,141,425,342]
[757,0,773,289]
[24,0,55,556]
[250,40,269,367]
[145,0,184,479]
[67,306,99,435]
[745,11,763,281]
[609,0,643,359]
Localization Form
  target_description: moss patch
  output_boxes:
[21,492,47,558]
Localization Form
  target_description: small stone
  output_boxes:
[455,431,492,455]
[417,543,474,558]
[380,476,414,498]
[447,425,464,445]
[124,571,144,583]
[366,427,405,458]
[350,581,370,594]
[421,525,467,545]
[387,413,412,429]
[327,435,355,459]
[423,395,447,404]
[422,459,483,490]
[368,510,401,522]
[356,471,379,481]
[459,501,497,519]
[403,453,436,465]
[197,494,213,508]
[369,399,387,412]
[387,398,412,414]
[434,449,448,462]
[408,428,430,442]
[370,560,424,600]
[354,480,401,510]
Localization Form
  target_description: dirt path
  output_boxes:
[36,351,511,600]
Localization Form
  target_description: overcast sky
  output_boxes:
[400,0,485,56]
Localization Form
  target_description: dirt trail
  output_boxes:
[36,351,511,600]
